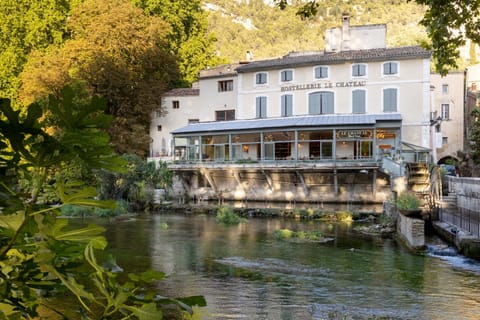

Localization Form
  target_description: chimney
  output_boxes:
[246,50,253,61]
[341,13,350,51]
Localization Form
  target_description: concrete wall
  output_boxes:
[396,213,425,249]
[448,176,480,214]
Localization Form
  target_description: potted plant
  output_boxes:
[395,192,422,216]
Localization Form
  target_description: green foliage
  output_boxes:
[215,206,246,224]
[395,192,421,210]
[274,229,325,241]
[469,108,480,164]
[19,0,179,157]
[0,89,202,318]
[212,0,427,63]
[0,0,70,99]
[134,0,226,85]
[97,155,173,208]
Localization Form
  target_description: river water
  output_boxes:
[77,212,480,320]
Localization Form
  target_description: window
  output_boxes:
[442,137,448,145]
[157,125,162,131]
[383,62,398,75]
[215,110,235,121]
[352,64,366,77]
[383,88,398,112]
[441,104,450,119]
[352,89,366,113]
[218,80,233,92]
[155,110,162,118]
[308,92,334,114]
[281,94,293,117]
[255,72,268,85]
[280,70,293,82]
[188,119,199,124]
[442,84,449,94]
[256,96,267,118]
[172,100,179,109]
[314,66,328,79]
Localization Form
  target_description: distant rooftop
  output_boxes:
[236,46,431,73]
[163,88,199,97]
[198,63,244,79]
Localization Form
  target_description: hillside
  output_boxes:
[204,0,428,62]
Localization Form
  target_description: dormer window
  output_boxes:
[280,70,293,82]
[255,72,268,85]
[314,66,329,79]
[383,62,398,75]
[352,64,367,77]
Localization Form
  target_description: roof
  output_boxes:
[163,88,199,97]
[171,113,402,135]
[198,63,243,79]
[236,46,431,73]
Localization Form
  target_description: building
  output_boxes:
[151,15,434,203]
[430,72,466,164]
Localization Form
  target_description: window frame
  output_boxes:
[442,84,449,94]
[255,72,268,85]
[281,94,293,117]
[256,96,267,118]
[215,110,235,121]
[308,91,334,115]
[314,66,329,79]
[218,79,234,92]
[382,87,398,112]
[352,89,366,114]
[382,61,399,76]
[280,69,293,82]
[441,103,450,120]
[172,100,180,109]
[352,63,367,77]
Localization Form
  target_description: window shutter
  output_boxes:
[352,90,366,113]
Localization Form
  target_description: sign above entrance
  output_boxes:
[281,81,367,92]
[336,129,373,139]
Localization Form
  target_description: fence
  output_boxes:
[440,176,480,237]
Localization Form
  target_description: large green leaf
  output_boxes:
[0,212,25,233]
[126,303,163,320]
[53,223,106,249]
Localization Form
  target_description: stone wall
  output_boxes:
[396,213,425,250]
[172,169,392,203]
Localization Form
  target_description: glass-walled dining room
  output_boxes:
[173,127,401,163]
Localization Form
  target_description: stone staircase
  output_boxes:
[407,163,430,193]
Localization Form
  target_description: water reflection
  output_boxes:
[75,212,480,320]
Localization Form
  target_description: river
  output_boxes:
[73,211,480,320]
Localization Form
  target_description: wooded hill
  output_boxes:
[205,0,428,62]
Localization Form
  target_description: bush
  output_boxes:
[215,206,246,224]
[396,192,420,210]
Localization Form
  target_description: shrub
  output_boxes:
[396,192,420,210]
[215,206,246,224]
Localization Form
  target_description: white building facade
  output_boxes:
[150,16,437,202]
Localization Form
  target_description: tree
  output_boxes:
[0,0,70,100]
[133,0,226,85]
[274,0,480,75]
[19,0,179,156]
[469,108,480,164]
[0,87,204,318]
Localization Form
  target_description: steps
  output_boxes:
[407,163,430,193]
